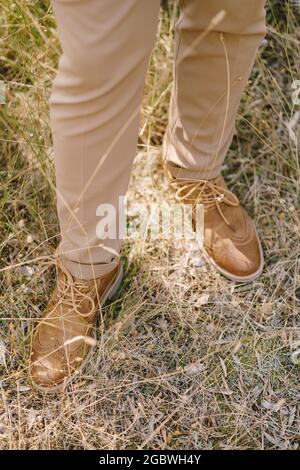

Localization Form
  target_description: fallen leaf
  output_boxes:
[196,293,210,306]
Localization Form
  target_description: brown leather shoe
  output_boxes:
[29,258,123,393]
[170,174,264,282]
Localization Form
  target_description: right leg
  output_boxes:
[50,0,160,279]
[30,0,160,392]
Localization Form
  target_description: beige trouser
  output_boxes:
[50,0,266,279]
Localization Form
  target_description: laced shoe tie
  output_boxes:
[170,177,240,228]
[54,257,97,319]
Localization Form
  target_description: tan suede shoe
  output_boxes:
[29,258,123,393]
[170,175,264,282]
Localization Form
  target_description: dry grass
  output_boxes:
[0,0,299,450]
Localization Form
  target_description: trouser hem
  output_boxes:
[59,255,119,280]
[162,136,222,181]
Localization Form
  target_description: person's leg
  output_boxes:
[165,0,266,180]
[165,0,266,282]
[30,0,160,392]
[50,0,160,280]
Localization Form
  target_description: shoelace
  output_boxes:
[55,257,98,319]
[170,177,239,228]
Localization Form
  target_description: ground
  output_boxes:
[0,0,299,450]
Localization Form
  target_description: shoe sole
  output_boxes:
[30,262,124,394]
